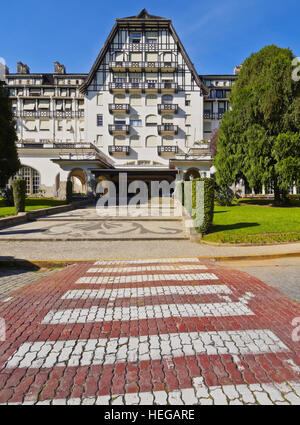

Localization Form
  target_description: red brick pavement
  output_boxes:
[0,258,299,405]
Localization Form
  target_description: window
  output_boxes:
[114,135,126,146]
[146,94,157,106]
[146,115,157,126]
[114,117,126,125]
[97,93,103,106]
[130,53,142,62]
[146,135,158,147]
[79,120,84,131]
[162,94,173,104]
[218,101,225,114]
[114,94,126,104]
[57,120,63,131]
[129,73,142,83]
[130,94,141,106]
[185,114,191,126]
[130,115,142,127]
[97,114,103,126]
[40,120,50,131]
[13,166,40,195]
[162,136,174,146]
[185,93,191,106]
[130,33,142,44]
[96,135,103,147]
[146,32,158,44]
[25,120,36,131]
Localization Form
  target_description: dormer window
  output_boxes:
[130,33,142,44]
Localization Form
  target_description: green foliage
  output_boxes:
[12,179,26,214]
[192,178,215,235]
[215,45,300,205]
[215,186,234,206]
[0,83,20,188]
[66,180,73,204]
[1,186,14,206]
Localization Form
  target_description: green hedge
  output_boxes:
[12,179,26,214]
[66,180,73,204]
[192,178,215,235]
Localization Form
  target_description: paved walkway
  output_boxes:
[0,268,54,301]
[0,257,299,405]
[0,240,300,261]
[223,257,300,302]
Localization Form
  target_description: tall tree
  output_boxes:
[215,45,300,204]
[0,82,20,188]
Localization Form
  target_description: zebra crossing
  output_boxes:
[0,256,300,405]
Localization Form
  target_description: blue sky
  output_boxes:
[1,0,299,75]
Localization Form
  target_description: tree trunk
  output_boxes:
[273,179,281,206]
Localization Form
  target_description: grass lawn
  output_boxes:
[0,198,66,217]
[203,202,300,244]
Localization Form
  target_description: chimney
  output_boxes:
[17,62,30,74]
[234,64,242,75]
[54,61,66,74]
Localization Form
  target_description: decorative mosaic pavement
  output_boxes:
[0,257,299,405]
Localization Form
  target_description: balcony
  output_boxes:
[109,82,127,93]
[158,104,178,114]
[108,124,130,135]
[203,112,224,120]
[14,110,84,118]
[109,104,130,114]
[127,82,143,93]
[158,124,178,135]
[109,61,178,73]
[109,82,178,93]
[160,82,178,93]
[108,145,130,155]
[157,145,178,155]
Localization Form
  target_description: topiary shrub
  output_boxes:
[1,186,14,206]
[215,186,234,206]
[192,178,215,234]
[12,179,26,214]
[66,180,73,204]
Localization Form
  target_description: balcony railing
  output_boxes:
[157,146,178,155]
[158,104,178,114]
[108,124,130,134]
[158,124,178,135]
[203,112,224,120]
[110,43,176,51]
[17,140,93,149]
[14,110,84,118]
[108,145,130,155]
[109,61,177,71]
[109,82,178,93]
[109,104,130,113]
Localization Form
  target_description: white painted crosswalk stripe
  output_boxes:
[93,258,202,265]
[4,329,289,369]
[76,273,218,284]
[41,294,255,324]
[3,379,299,405]
[61,285,232,300]
[87,264,208,273]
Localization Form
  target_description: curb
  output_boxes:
[0,251,299,269]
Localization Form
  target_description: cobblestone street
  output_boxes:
[0,257,299,405]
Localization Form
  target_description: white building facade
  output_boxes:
[4,9,240,198]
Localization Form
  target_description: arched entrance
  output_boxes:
[184,168,200,181]
[68,168,87,194]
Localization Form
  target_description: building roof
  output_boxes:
[80,10,208,95]
[118,8,168,21]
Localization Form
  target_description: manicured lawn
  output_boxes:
[0,198,66,217]
[203,203,300,244]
